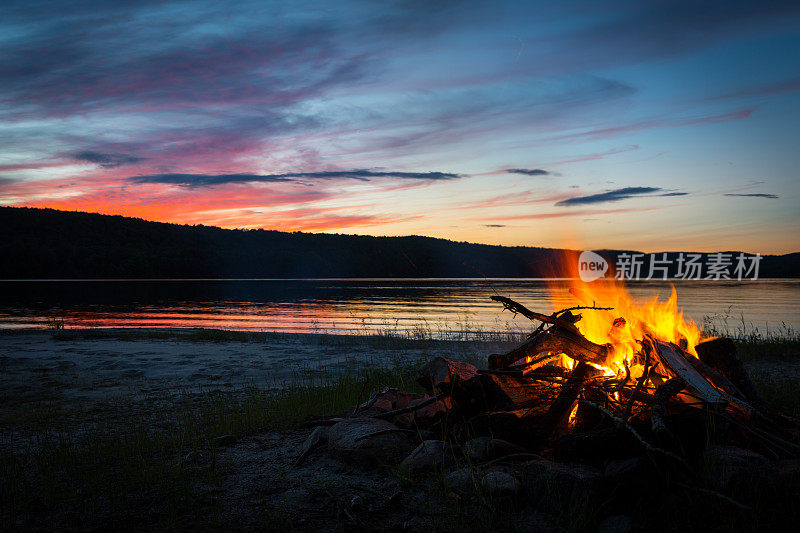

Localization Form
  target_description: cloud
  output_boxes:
[724,193,779,199]
[130,169,462,187]
[483,224,506,228]
[129,173,293,186]
[456,190,575,210]
[710,77,800,101]
[505,168,549,176]
[551,109,754,142]
[550,145,639,166]
[487,207,658,221]
[556,186,663,206]
[555,1,800,70]
[73,151,144,168]
[658,192,689,197]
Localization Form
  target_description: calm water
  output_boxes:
[0,279,798,338]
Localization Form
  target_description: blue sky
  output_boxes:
[1,0,798,253]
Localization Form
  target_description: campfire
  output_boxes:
[301,276,800,520]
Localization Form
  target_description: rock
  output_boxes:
[598,514,632,533]
[213,434,237,447]
[463,437,528,461]
[373,398,394,412]
[480,471,521,498]
[400,440,455,475]
[393,396,449,428]
[355,388,425,417]
[327,417,414,467]
[445,467,478,493]
[295,426,328,465]
[523,457,601,514]
[603,457,661,504]
[702,445,777,500]
[416,357,478,394]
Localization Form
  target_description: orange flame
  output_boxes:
[544,251,703,378]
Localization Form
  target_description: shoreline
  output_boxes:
[1,327,797,421]
[0,329,513,424]
[1,329,799,530]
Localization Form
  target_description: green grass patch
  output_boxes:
[751,375,800,417]
[48,327,524,352]
[0,356,429,529]
[734,338,800,362]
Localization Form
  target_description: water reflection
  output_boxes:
[0,279,797,338]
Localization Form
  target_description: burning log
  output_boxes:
[488,325,612,369]
[652,340,727,405]
[488,296,613,369]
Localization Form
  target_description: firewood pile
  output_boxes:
[299,295,800,522]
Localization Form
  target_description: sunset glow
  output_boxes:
[1,1,799,253]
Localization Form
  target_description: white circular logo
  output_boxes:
[578,251,608,282]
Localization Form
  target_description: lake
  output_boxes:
[0,279,798,338]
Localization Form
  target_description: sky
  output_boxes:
[1,0,799,254]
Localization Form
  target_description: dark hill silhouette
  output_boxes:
[0,206,797,279]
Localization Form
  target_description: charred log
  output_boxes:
[695,337,770,413]
[532,363,594,446]
[651,377,685,437]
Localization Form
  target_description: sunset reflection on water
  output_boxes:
[0,279,798,338]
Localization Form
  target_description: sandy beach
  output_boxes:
[2,328,795,425]
[0,330,509,420]
[2,329,797,408]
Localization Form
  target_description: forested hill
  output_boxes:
[1,207,798,279]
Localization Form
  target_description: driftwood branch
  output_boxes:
[490,295,612,328]
[491,295,563,324]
